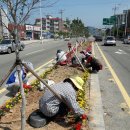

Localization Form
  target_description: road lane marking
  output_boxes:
[115,49,127,54]
[95,42,130,109]
[27,59,54,77]
[25,49,45,56]
[0,59,54,94]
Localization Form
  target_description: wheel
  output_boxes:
[7,48,12,54]
[29,109,47,128]
[20,46,24,51]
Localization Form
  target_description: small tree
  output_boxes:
[70,18,88,37]
[0,0,58,130]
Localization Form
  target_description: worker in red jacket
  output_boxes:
[84,52,102,73]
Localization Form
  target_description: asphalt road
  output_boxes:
[94,41,130,130]
[0,38,76,85]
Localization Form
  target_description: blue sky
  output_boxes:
[30,0,130,28]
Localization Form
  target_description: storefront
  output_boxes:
[25,25,34,39]
[33,26,41,39]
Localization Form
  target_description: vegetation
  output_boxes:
[70,18,89,37]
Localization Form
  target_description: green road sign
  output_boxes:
[103,18,110,25]
[103,16,116,25]
[110,16,116,24]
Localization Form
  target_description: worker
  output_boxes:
[56,49,67,65]
[84,52,102,73]
[71,51,86,67]
[39,76,86,126]
[6,62,34,96]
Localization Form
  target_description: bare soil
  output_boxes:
[0,65,89,130]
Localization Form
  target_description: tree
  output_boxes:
[0,0,59,130]
[70,18,88,37]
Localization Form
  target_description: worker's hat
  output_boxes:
[69,76,84,91]
[57,49,62,53]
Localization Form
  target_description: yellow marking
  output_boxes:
[95,42,130,108]
[0,88,6,93]
[27,59,54,77]
[0,59,54,94]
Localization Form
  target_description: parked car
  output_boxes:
[0,39,25,54]
[64,37,70,41]
[123,35,130,44]
[104,36,116,46]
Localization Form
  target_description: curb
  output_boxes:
[89,74,105,130]
[88,42,105,130]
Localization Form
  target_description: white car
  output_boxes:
[64,37,70,41]
[104,36,116,46]
[123,35,130,44]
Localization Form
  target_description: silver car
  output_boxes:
[123,35,130,44]
[104,36,116,46]
[0,39,25,54]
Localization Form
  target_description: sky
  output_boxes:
[30,0,130,28]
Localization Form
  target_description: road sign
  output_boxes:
[103,18,109,25]
[110,16,116,24]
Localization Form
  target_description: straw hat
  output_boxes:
[69,76,84,91]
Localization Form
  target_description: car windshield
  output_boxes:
[106,37,115,40]
[0,40,11,45]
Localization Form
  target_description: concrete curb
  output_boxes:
[89,74,105,130]
[88,42,105,130]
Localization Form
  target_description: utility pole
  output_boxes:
[112,4,119,37]
[59,9,64,31]
[125,8,128,37]
[40,0,43,44]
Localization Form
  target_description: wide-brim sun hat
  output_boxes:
[69,76,84,91]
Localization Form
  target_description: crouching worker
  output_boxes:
[71,52,85,67]
[56,49,67,65]
[85,52,102,73]
[6,62,34,96]
[29,76,86,128]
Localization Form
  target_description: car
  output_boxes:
[64,37,70,41]
[94,35,103,42]
[104,36,116,46]
[123,35,130,44]
[0,39,25,54]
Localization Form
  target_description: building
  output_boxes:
[35,15,63,34]
[25,24,41,39]
[8,23,26,40]
[0,8,9,38]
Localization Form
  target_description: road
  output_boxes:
[94,41,130,130]
[0,39,76,87]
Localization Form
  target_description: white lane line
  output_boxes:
[115,49,127,54]
[25,49,45,56]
